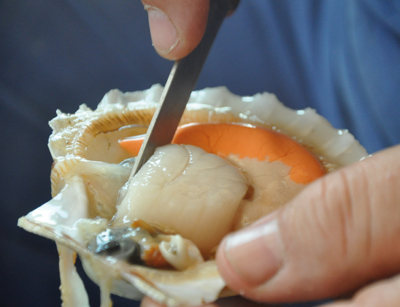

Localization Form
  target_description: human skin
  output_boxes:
[141,0,209,60]
[216,145,400,306]
[140,144,400,305]
[140,1,400,306]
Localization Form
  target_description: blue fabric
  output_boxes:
[1,1,399,306]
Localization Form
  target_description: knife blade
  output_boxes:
[129,0,239,178]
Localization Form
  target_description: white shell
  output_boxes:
[18,85,368,307]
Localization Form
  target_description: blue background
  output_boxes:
[1,1,399,306]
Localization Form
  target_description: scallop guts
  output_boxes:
[17,85,369,307]
[113,144,248,253]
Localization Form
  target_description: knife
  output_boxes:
[130,0,239,178]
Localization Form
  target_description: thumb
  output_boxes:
[141,0,209,60]
[216,145,400,303]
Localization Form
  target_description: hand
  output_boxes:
[141,0,209,60]
[216,145,400,306]
[141,145,400,307]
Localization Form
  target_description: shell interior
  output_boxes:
[18,84,368,306]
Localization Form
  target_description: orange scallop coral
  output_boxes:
[119,122,325,184]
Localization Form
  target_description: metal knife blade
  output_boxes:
[129,0,239,178]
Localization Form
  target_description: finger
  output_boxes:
[141,0,209,60]
[319,273,400,307]
[216,145,400,303]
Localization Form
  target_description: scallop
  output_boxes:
[18,84,368,307]
[113,144,248,254]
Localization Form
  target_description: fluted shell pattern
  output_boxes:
[18,84,368,307]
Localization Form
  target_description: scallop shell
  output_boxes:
[18,84,368,307]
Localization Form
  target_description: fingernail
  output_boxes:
[146,6,179,55]
[225,219,283,286]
